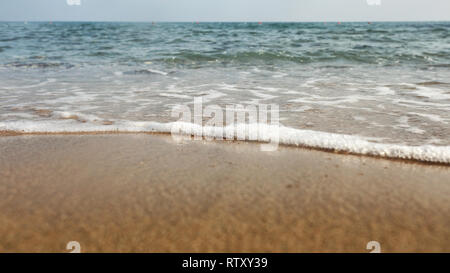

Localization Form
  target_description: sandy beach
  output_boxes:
[0,134,448,253]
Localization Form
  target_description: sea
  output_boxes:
[0,22,449,163]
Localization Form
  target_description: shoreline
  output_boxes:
[0,134,449,252]
[1,130,449,166]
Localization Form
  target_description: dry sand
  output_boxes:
[0,134,448,253]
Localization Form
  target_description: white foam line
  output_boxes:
[145,69,168,76]
[0,120,449,164]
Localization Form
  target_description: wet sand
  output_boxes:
[0,134,449,253]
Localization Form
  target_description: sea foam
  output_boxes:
[1,120,449,164]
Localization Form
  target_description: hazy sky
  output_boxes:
[1,0,449,22]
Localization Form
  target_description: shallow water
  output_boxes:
[0,22,449,162]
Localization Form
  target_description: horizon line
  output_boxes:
[1,20,450,23]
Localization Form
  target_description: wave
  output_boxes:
[123,69,169,76]
[428,64,450,68]
[416,81,448,86]
[2,22,449,68]
[152,49,449,66]
[4,62,74,69]
[1,120,449,164]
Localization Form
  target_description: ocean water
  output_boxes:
[0,22,449,163]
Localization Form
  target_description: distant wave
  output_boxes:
[154,50,447,66]
[4,62,74,69]
[123,69,169,76]
[1,22,448,68]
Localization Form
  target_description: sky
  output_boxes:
[0,0,449,22]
